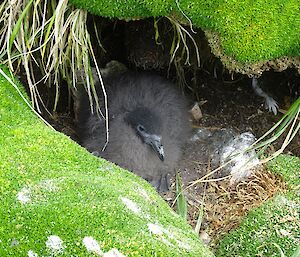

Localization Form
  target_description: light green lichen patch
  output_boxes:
[27,249,39,257]
[82,236,103,255]
[45,235,65,254]
[0,66,213,256]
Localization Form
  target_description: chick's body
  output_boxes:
[76,71,190,191]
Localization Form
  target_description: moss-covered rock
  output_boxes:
[215,155,300,257]
[69,0,300,74]
[0,67,213,256]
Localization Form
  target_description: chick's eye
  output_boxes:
[137,124,145,133]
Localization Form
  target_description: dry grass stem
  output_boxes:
[203,168,286,242]
[0,0,109,142]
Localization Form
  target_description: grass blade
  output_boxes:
[175,171,187,220]
[9,0,34,50]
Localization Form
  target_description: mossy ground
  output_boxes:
[0,67,212,256]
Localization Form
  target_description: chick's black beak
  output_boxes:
[136,125,165,161]
[150,137,164,161]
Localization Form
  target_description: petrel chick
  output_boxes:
[74,68,190,192]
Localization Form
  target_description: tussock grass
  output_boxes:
[252,97,300,163]
[0,0,109,143]
[166,16,200,89]
[0,0,106,116]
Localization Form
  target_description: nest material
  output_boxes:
[202,168,286,243]
[164,166,286,244]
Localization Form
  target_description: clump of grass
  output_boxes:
[166,16,200,68]
[0,0,109,142]
[0,0,105,113]
[166,15,200,89]
[153,15,200,89]
[252,97,300,163]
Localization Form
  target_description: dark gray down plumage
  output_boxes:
[74,70,190,191]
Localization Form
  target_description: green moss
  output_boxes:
[69,0,149,19]
[68,0,175,18]
[0,66,213,256]
[215,155,300,257]
[68,0,300,64]
[211,0,300,62]
[216,194,299,256]
[268,155,300,188]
